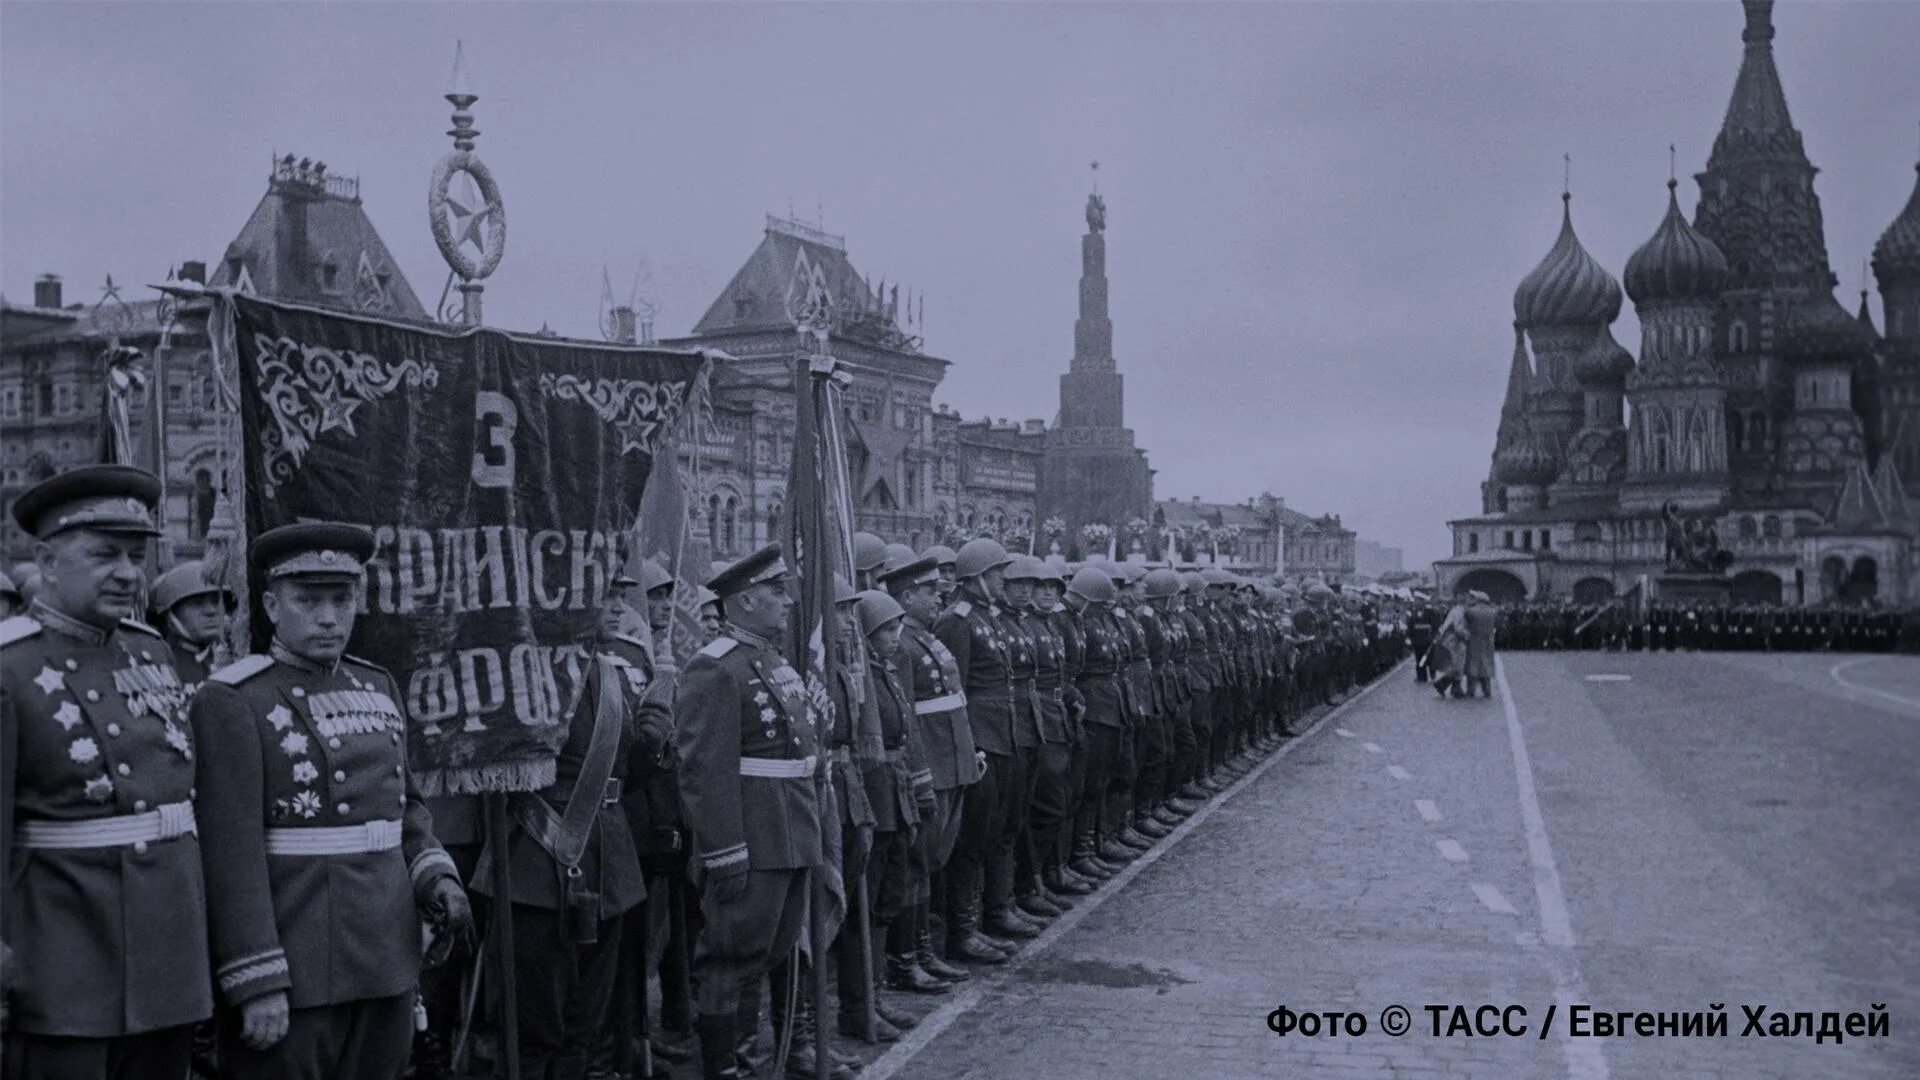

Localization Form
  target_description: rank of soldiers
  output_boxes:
[1,464,1392,1080]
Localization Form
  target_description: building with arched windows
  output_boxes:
[1438,1,1920,606]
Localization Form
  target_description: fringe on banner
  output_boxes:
[418,758,558,799]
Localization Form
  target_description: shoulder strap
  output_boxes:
[210,654,275,686]
[0,614,42,649]
[513,654,626,869]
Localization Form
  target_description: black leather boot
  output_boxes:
[698,1013,742,1080]
[914,902,970,982]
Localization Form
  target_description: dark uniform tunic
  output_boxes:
[673,626,824,1006]
[933,594,1018,879]
[190,643,457,1079]
[2,605,213,1054]
[896,618,976,874]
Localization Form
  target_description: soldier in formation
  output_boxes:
[4,459,1403,1080]
[1487,597,1912,654]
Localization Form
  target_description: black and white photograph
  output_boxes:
[3,1,1918,1078]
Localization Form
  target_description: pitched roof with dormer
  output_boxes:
[208,159,426,319]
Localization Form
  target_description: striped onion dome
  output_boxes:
[1872,160,1920,284]
[1514,194,1623,330]
[1624,180,1729,304]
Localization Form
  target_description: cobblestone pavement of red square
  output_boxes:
[845,652,1920,1080]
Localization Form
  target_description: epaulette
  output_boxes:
[947,600,973,618]
[343,653,392,678]
[698,636,738,659]
[210,654,275,686]
[118,617,165,639]
[0,614,43,649]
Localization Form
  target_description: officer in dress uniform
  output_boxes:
[1062,568,1132,875]
[149,559,234,697]
[1003,557,1073,922]
[2,466,212,1080]
[190,522,473,1080]
[673,545,829,1080]
[884,555,984,974]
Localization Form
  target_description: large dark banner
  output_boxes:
[218,294,709,795]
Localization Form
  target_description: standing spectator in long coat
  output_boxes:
[1463,591,1499,698]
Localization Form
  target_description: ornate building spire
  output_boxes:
[1694,0,1833,292]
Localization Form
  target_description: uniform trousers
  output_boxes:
[1073,724,1121,838]
[1130,709,1170,811]
[218,992,414,1080]
[5,1025,196,1080]
[988,744,1037,912]
[695,869,809,1015]
[1021,736,1074,886]
[506,905,625,1080]
[1186,690,1215,780]
[1167,701,1198,785]
[921,786,965,878]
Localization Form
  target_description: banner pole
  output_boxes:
[486,794,523,1080]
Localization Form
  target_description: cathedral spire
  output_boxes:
[1500,322,1533,423]
[1711,0,1801,166]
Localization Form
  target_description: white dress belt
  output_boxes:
[15,801,197,849]
[738,755,816,779]
[912,691,966,715]
[264,818,403,855]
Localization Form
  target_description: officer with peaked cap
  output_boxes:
[934,539,1030,957]
[191,522,471,1080]
[920,545,958,607]
[673,544,828,1080]
[881,543,917,576]
[149,559,235,696]
[880,555,983,976]
[2,466,212,1080]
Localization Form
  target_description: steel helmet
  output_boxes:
[1179,570,1206,593]
[855,590,906,637]
[1066,567,1117,604]
[1201,568,1233,587]
[852,532,890,575]
[0,569,18,602]
[150,561,231,615]
[1122,563,1151,585]
[921,544,958,568]
[954,538,1012,580]
[693,586,720,610]
[1004,554,1046,583]
[638,558,676,594]
[1143,567,1182,599]
[1035,559,1068,585]
[833,573,858,605]
[883,542,917,573]
[1307,582,1335,603]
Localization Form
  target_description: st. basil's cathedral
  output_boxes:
[1439,0,1920,607]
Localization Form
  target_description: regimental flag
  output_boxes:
[785,349,851,954]
[633,363,717,669]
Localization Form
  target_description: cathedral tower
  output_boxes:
[1621,178,1733,511]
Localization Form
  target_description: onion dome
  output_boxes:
[1573,324,1635,386]
[1872,160,1920,285]
[1514,194,1623,330]
[1624,180,1728,304]
[1493,430,1561,487]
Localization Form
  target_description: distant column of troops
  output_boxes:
[0,464,1402,1080]
[1469,602,1916,654]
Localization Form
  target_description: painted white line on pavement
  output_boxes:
[1472,882,1518,915]
[1830,656,1920,712]
[1387,765,1412,781]
[1363,741,1383,754]
[1436,838,1469,863]
[1415,799,1442,822]
[1583,674,1631,682]
[1335,728,1356,738]
[857,663,1409,1080]
[1496,655,1611,1080]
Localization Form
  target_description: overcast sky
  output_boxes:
[5,1,1918,567]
